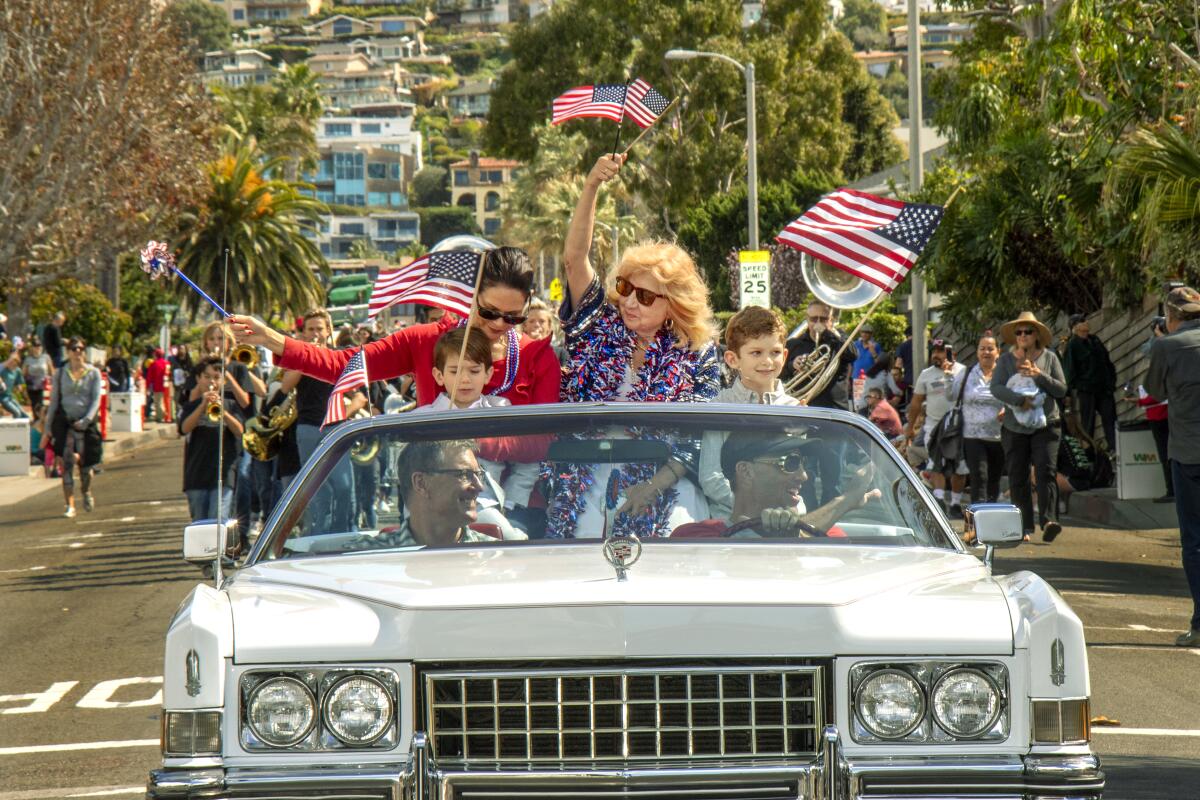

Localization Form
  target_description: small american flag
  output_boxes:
[552,84,628,125]
[367,250,483,319]
[776,188,944,293]
[322,347,368,429]
[623,78,671,128]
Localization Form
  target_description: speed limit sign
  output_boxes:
[738,250,770,309]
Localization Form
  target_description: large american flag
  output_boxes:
[552,84,628,124]
[322,347,368,429]
[776,188,944,293]
[367,250,483,319]
[623,78,671,128]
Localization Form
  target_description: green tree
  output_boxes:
[412,166,451,206]
[484,0,900,234]
[416,207,480,247]
[918,0,1200,328]
[164,0,233,64]
[216,63,324,180]
[32,279,131,347]
[173,142,329,318]
[836,0,888,51]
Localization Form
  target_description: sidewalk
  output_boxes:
[1062,487,1179,531]
[0,422,178,509]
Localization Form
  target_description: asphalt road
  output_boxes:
[0,437,1196,799]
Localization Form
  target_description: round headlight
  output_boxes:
[855,669,925,739]
[323,675,393,745]
[247,677,316,747]
[931,668,1001,738]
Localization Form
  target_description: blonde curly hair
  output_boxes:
[606,242,715,351]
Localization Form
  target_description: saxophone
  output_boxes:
[243,390,297,461]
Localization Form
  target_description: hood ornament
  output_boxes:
[185,649,202,697]
[1050,638,1065,687]
[603,534,642,581]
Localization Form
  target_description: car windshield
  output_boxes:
[253,405,953,562]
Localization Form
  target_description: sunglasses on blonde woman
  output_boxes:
[615,276,667,307]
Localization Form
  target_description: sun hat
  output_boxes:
[999,311,1052,348]
[1167,286,1200,315]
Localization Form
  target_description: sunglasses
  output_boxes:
[615,276,667,307]
[475,303,527,326]
[425,467,487,484]
[69,346,86,353]
[1014,328,1036,336]
[752,451,807,474]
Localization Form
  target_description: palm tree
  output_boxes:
[173,141,329,318]
[215,64,324,181]
[1110,122,1200,248]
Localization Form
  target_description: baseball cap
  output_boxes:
[720,429,822,484]
[1167,286,1200,314]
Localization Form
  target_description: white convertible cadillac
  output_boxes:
[147,403,1104,799]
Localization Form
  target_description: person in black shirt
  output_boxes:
[272,310,365,534]
[178,357,243,523]
[780,300,857,508]
[105,345,131,393]
[43,312,66,368]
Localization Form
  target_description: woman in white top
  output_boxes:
[955,332,1006,508]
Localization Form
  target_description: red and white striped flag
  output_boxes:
[623,78,671,128]
[551,84,628,124]
[322,347,368,429]
[367,250,483,319]
[776,188,944,293]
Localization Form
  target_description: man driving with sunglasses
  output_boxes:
[672,431,878,539]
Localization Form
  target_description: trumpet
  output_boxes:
[350,438,380,465]
[206,402,223,423]
[232,344,259,369]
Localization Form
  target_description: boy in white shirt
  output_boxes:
[700,307,801,518]
[417,327,528,538]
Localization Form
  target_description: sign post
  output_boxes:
[737,250,771,309]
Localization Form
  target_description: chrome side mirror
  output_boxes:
[183,520,232,566]
[967,503,1024,547]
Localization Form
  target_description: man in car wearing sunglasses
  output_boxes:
[672,432,877,539]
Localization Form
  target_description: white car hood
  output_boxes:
[228,544,1014,662]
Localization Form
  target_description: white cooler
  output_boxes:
[1116,420,1167,499]
[0,417,30,476]
[110,392,145,433]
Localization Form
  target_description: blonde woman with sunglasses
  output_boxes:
[549,154,721,539]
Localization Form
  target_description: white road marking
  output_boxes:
[0,566,46,574]
[1088,643,1199,654]
[1093,727,1200,737]
[0,739,158,756]
[1061,590,1130,598]
[76,677,162,709]
[1085,624,1180,633]
[66,789,143,798]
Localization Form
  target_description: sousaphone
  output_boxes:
[785,255,883,404]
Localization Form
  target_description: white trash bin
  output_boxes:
[1116,420,1167,500]
[110,392,145,433]
[0,417,30,476]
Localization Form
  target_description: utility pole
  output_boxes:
[907,0,927,377]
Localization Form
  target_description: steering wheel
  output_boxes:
[721,515,826,539]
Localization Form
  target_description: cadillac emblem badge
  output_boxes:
[603,534,642,581]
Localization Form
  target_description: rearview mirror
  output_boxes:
[183,520,233,565]
[965,504,1023,548]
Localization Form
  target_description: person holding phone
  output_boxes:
[991,312,1068,542]
[906,339,966,516]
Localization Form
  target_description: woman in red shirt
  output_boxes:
[228,247,560,409]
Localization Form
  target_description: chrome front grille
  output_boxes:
[424,665,824,765]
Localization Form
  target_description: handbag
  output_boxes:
[929,368,969,468]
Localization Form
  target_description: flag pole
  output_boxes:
[448,251,488,407]
[620,97,680,155]
[611,82,628,155]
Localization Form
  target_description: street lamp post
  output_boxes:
[664,49,758,250]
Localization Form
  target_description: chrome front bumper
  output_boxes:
[147,726,1105,800]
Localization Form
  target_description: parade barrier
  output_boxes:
[110,392,145,433]
[0,417,30,477]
